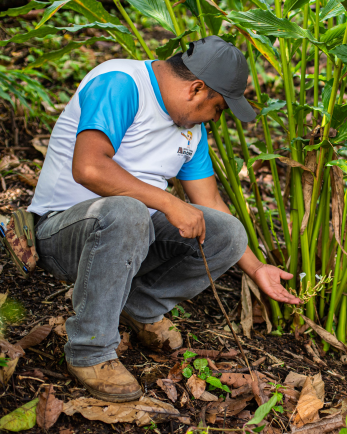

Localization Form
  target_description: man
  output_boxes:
[28,36,300,403]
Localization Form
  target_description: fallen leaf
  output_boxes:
[187,374,206,399]
[20,369,45,380]
[207,358,219,371]
[0,352,19,385]
[301,315,347,353]
[241,274,253,338]
[251,371,268,406]
[148,354,169,363]
[291,412,344,433]
[116,332,131,356]
[168,362,188,383]
[157,378,177,402]
[59,429,73,434]
[0,291,8,308]
[16,325,52,350]
[199,391,219,402]
[246,275,272,334]
[293,376,324,427]
[220,373,252,388]
[0,398,39,431]
[0,155,20,172]
[284,372,308,389]
[31,137,49,157]
[63,396,180,426]
[36,384,63,429]
[65,287,73,300]
[312,372,324,401]
[0,338,25,359]
[49,316,67,337]
[278,156,315,175]
[321,398,347,415]
[232,383,253,398]
[252,356,266,367]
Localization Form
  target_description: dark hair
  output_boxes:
[166,52,218,99]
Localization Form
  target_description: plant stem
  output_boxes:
[337,295,347,344]
[313,0,320,125]
[113,0,154,59]
[196,0,207,38]
[163,0,187,51]
[324,188,347,351]
[220,113,240,187]
[326,18,333,81]
[246,40,291,254]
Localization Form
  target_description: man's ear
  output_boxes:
[188,80,208,100]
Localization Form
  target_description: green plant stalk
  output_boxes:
[338,76,347,104]
[220,113,240,187]
[246,40,291,255]
[334,195,347,308]
[210,122,283,326]
[210,145,228,177]
[113,0,154,59]
[163,0,187,51]
[196,0,207,38]
[309,26,347,240]
[274,0,313,317]
[337,295,347,344]
[313,0,320,125]
[230,112,274,249]
[323,188,347,351]
[326,18,333,81]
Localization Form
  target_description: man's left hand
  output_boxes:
[251,264,302,305]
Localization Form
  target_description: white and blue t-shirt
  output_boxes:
[28,59,214,216]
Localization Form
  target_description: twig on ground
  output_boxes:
[45,287,70,300]
[197,239,254,381]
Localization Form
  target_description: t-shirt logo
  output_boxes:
[178,131,193,157]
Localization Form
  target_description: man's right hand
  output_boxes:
[164,198,206,244]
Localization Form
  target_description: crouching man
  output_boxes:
[28,36,300,402]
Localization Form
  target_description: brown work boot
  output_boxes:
[67,359,142,402]
[120,311,183,352]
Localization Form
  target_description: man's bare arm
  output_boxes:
[181,176,301,305]
[72,130,206,242]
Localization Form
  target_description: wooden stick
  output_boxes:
[197,240,254,381]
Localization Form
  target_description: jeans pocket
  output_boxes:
[38,255,70,281]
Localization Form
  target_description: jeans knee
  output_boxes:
[216,214,248,264]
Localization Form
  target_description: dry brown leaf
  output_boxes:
[149,354,169,363]
[207,394,253,418]
[207,358,219,371]
[284,372,307,389]
[187,374,206,399]
[300,151,317,235]
[31,137,49,157]
[293,377,324,427]
[0,155,20,172]
[168,362,188,383]
[18,174,38,187]
[0,352,19,385]
[291,413,344,433]
[36,384,63,429]
[16,325,52,350]
[232,383,253,398]
[321,398,347,415]
[157,378,177,402]
[116,332,131,356]
[246,275,272,334]
[311,372,324,402]
[241,274,253,338]
[20,369,45,380]
[301,315,347,353]
[220,373,251,388]
[63,396,180,426]
[330,162,347,255]
[49,317,67,337]
[199,391,218,402]
[251,371,268,406]
[252,356,266,367]
[278,156,315,175]
[0,338,25,359]
[65,287,73,300]
[0,291,8,308]
[59,429,73,434]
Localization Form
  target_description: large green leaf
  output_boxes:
[260,99,286,115]
[331,103,347,128]
[246,394,279,426]
[248,0,270,10]
[36,0,72,28]
[283,0,310,17]
[184,0,223,35]
[333,120,347,142]
[321,22,347,45]
[0,1,49,18]
[156,25,200,59]
[247,153,280,168]
[319,0,345,21]
[330,44,347,62]
[237,27,282,76]
[65,0,136,56]
[322,78,334,111]
[326,159,347,173]
[0,399,39,432]
[228,9,320,44]
[126,0,175,33]
[25,36,114,69]
[0,22,130,47]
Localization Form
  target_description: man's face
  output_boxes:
[168,85,229,129]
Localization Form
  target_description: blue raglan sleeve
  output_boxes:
[77,71,139,153]
[176,124,214,180]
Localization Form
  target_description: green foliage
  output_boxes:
[183,350,198,360]
[182,365,193,378]
[171,305,191,319]
[205,376,231,392]
[156,25,200,59]
[0,399,39,432]
[126,0,176,33]
[0,358,9,367]
[0,1,49,18]
[246,393,281,427]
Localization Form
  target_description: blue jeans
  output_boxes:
[35,197,248,366]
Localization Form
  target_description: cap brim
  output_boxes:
[224,95,256,122]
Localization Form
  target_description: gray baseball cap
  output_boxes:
[182,36,256,122]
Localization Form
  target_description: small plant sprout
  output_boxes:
[171,305,191,319]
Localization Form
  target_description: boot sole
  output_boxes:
[67,365,143,403]
[119,312,183,351]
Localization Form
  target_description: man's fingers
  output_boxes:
[279,270,294,280]
[199,219,206,244]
